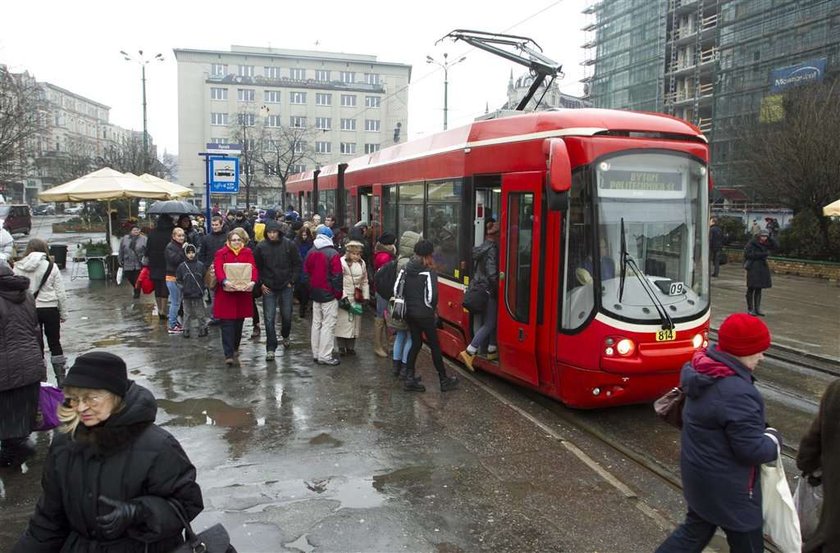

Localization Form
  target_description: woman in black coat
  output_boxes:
[797,379,840,553]
[743,229,776,316]
[13,352,203,553]
[146,216,175,320]
[0,260,47,467]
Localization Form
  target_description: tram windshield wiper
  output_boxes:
[618,217,674,330]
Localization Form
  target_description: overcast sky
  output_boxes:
[1,0,588,157]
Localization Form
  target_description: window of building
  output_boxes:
[364,143,380,154]
[290,68,306,80]
[210,88,228,100]
[238,89,255,102]
[426,180,461,277]
[340,71,355,83]
[290,91,306,104]
[340,94,357,107]
[238,65,254,77]
[316,93,332,106]
[212,63,227,76]
[365,96,381,108]
[264,164,278,176]
[264,66,281,79]
[293,141,305,153]
[264,90,281,103]
[315,141,331,154]
[341,118,356,131]
[211,112,228,126]
[315,117,331,130]
[365,73,379,85]
[290,116,306,128]
[364,119,380,132]
[340,142,356,154]
[291,163,306,174]
[238,113,255,126]
[210,137,229,145]
[316,69,330,82]
[267,114,282,127]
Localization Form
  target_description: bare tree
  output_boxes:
[736,77,840,253]
[95,134,169,178]
[0,65,47,190]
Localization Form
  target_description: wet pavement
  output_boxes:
[0,227,837,552]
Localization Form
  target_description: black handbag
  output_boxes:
[653,387,685,429]
[167,499,237,553]
[462,281,489,314]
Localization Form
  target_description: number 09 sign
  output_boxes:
[209,157,240,193]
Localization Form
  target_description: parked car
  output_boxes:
[32,204,56,216]
[0,204,32,235]
[64,205,84,215]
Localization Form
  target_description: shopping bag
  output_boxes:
[115,266,124,285]
[167,498,237,553]
[761,442,802,553]
[653,387,685,429]
[793,475,823,542]
[34,383,64,432]
[204,264,218,290]
[223,263,252,291]
[137,266,154,295]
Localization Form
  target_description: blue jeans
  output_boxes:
[220,319,245,358]
[469,297,497,352]
[262,286,293,352]
[166,281,182,328]
[393,330,412,364]
[655,509,763,553]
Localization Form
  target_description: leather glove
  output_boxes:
[96,496,143,539]
[764,427,783,449]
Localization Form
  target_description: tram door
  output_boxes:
[497,172,541,386]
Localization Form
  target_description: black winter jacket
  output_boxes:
[402,257,438,321]
[199,230,228,268]
[145,220,174,280]
[175,259,206,299]
[744,236,776,289]
[254,228,302,291]
[0,265,46,392]
[471,239,499,298]
[13,382,203,553]
[164,241,187,277]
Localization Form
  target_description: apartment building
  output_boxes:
[174,45,411,208]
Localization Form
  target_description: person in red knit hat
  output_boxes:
[656,312,782,553]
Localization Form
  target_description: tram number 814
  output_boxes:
[656,328,677,342]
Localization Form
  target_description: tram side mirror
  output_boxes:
[544,138,571,211]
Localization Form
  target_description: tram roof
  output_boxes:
[288,109,705,184]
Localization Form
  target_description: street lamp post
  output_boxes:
[426,53,466,130]
[120,50,163,173]
[240,105,269,211]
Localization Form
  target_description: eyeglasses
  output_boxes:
[229,237,243,242]
[65,393,106,408]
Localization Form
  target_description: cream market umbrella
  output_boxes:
[136,173,193,199]
[823,199,840,217]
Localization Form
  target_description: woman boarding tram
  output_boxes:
[286,109,712,408]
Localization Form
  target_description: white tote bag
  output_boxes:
[761,439,802,553]
[115,266,124,285]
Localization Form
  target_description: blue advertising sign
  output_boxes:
[209,157,240,194]
[769,58,826,93]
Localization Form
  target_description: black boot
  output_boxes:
[746,291,755,315]
[399,362,421,382]
[403,365,426,392]
[439,375,459,392]
[754,290,765,316]
[51,355,67,387]
[392,359,402,377]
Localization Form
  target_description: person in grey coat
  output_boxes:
[118,225,147,299]
[743,229,777,316]
[175,243,208,339]
[0,260,47,467]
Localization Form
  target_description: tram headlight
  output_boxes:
[616,338,635,356]
[692,333,705,349]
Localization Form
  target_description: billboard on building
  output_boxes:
[769,58,827,93]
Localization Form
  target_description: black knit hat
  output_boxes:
[378,232,396,246]
[63,352,129,396]
[414,239,434,257]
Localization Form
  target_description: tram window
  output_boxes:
[382,185,397,236]
[561,171,595,331]
[371,194,381,233]
[344,190,357,227]
[426,179,461,277]
[321,190,336,220]
[397,182,423,235]
[505,192,534,323]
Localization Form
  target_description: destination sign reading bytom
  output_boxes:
[599,170,683,192]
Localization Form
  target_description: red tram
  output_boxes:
[286,109,711,408]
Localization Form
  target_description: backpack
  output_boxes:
[389,269,407,321]
[373,259,397,298]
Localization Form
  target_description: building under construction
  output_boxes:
[582,0,840,192]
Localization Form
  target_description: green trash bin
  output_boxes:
[86,258,106,280]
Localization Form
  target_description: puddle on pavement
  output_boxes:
[309,432,343,447]
[157,398,256,428]
[92,336,122,347]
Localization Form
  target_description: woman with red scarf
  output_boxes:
[213,230,258,366]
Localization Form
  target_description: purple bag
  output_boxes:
[34,384,64,431]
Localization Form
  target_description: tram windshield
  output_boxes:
[591,152,708,323]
